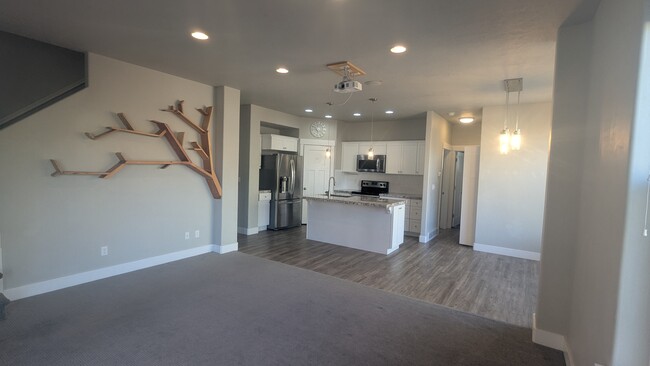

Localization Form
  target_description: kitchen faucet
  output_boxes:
[327,176,336,199]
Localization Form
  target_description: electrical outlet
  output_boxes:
[100,246,108,256]
[184,232,190,240]
[195,230,200,238]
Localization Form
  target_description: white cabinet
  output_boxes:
[258,191,272,230]
[391,204,406,247]
[386,141,420,175]
[341,142,359,172]
[408,199,422,235]
[261,134,298,152]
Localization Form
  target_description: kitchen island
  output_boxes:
[304,195,406,254]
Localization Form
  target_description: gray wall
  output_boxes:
[450,122,481,146]
[537,0,650,364]
[536,20,592,338]
[474,103,552,254]
[421,111,450,242]
[213,86,240,247]
[339,118,426,141]
[0,53,216,290]
[0,31,87,129]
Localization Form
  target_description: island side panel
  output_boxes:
[306,200,402,254]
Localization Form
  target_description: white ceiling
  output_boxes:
[0,0,593,123]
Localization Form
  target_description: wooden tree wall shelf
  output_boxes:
[50,100,223,199]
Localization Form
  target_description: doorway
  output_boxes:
[301,144,333,224]
[439,149,464,230]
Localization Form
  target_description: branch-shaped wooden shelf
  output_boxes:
[51,101,223,199]
[84,113,166,139]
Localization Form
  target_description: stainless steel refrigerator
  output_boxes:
[259,153,303,230]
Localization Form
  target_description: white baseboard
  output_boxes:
[419,228,438,243]
[532,313,573,364]
[473,243,540,261]
[216,242,238,254]
[4,244,239,301]
[237,227,259,235]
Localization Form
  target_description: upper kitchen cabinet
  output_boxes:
[386,141,420,175]
[261,134,298,152]
[341,142,359,172]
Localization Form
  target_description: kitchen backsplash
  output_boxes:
[334,170,424,195]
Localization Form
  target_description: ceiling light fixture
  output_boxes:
[353,113,361,117]
[385,110,394,115]
[276,67,289,74]
[191,31,209,40]
[305,109,313,113]
[325,114,332,119]
[390,45,407,54]
[500,78,523,154]
[459,117,474,124]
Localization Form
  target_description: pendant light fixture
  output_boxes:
[500,78,523,154]
[500,89,510,155]
[325,102,332,158]
[510,88,522,151]
[368,98,377,159]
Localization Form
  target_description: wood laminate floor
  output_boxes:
[238,226,539,328]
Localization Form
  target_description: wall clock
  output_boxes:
[310,121,327,138]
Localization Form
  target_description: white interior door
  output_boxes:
[302,145,332,224]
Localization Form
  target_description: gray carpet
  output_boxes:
[0,252,564,365]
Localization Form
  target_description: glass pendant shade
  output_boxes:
[510,129,521,151]
[325,148,331,158]
[368,147,374,159]
[499,128,510,155]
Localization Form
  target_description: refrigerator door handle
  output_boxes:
[290,159,296,194]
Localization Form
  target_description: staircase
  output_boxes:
[0,31,87,130]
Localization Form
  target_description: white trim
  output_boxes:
[4,245,228,301]
[531,313,573,365]
[473,243,541,261]
[237,226,259,235]
[299,138,336,147]
[419,228,438,243]
[532,313,567,350]
[215,242,238,254]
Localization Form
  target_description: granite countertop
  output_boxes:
[305,194,406,209]
[380,192,423,200]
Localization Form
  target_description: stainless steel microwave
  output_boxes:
[356,155,386,173]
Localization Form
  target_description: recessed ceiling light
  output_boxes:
[385,110,394,114]
[390,45,407,54]
[191,31,209,40]
[305,109,313,113]
[325,115,332,119]
[353,113,361,117]
[459,117,475,124]
[276,67,289,74]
